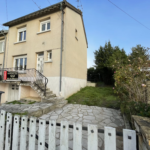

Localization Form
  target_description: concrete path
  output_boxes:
[39,104,125,150]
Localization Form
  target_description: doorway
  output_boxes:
[8,84,19,102]
[37,53,44,74]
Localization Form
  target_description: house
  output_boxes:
[0,0,88,103]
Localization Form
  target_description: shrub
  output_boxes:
[120,101,150,124]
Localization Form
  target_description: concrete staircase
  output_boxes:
[30,82,68,109]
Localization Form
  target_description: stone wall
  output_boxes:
[132,115,150,150]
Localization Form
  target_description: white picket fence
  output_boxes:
[0,110,137,150]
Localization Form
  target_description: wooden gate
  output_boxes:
[0,110,137,150]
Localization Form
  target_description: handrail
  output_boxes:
[1,67,48,96]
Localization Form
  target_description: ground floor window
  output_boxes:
[14,56,27,70]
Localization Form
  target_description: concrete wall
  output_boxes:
[20,86,39,99]
[47,76,86,98]
[0,83,9,103]
[87,82,96,87]
[63,7,87,80]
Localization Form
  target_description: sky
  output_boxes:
[0,0,150,68]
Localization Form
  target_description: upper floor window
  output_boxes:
[40,20,50,32]
[0,40,4,53]
[18,27,26,42]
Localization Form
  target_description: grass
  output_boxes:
[12,112,28,116]
[6,100,36,105]
[6,101,23,104]
[67,86,120,109]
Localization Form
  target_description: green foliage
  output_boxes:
[67,86,120,109]
[12,112,28,116]
[6,100,36,105]
[120,101,150,123]
[94,41,128,85]
[7,100,23,104]
[87,67,96,75]
[129,45,150,64]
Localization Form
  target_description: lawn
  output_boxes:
[67,86,120,109]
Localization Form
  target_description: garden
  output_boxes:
[68,41,150,126]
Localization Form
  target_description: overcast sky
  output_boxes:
[0,0,150,68]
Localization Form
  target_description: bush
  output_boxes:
[120,101,150,124]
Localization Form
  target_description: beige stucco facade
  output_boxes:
[0,2,87,102]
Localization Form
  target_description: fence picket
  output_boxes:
[0,110,6,150]
[88,124,98,150]
[38,119,46,150]
[73,123,82,150]
[123,129,136,150]
[49,120,56,150]
[5,113,12,150]
[20,116,28,150]
[12,115,20,150]
[60,121,69,150]
[29,117,37,150]
[104,127,116,150]
[0,110,138,150]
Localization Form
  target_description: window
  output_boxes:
[48,50,52,61]
[40,20,50,32]
[0,40,4,53]
[14,56,27,70]
[18,27,26,42]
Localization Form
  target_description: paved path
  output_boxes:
[39,104,125,150]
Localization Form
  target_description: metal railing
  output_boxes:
[1,67,48,96]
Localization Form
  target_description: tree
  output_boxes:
[94,41,128,85]
[114,44,150,103]
[129,45,150,65]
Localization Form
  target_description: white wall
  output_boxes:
[47,76,86,98]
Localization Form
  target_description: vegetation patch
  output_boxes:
[6,101,23,104]
[6,100,36,105]
[67,86,120,109]
[12,112,28,116]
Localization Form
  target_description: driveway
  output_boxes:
[39,104,124,150]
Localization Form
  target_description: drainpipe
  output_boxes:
[59,2,64,93]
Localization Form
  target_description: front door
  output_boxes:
[37,53,44,74]
[8,84,19,102]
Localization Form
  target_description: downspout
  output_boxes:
[2,32,7,78]
[59,2,64,92]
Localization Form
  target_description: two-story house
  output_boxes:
[0,0,87,103]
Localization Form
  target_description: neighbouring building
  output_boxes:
[0,0,88,103]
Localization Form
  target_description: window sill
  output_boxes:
[14,41,26,45]
[45,60,52,63]
[37,30,51,35]
[0,52,4,54]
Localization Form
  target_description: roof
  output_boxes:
[3,1,88,47]
[0,30,8,37]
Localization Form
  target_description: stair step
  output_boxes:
[42,94,56,99]
[42,97,64,103]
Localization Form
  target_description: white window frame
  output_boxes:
[40,20,50,32]
[0,40,4,53]
[13,55,27,72]
[47,50,52,61]
[17,27,26,42]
